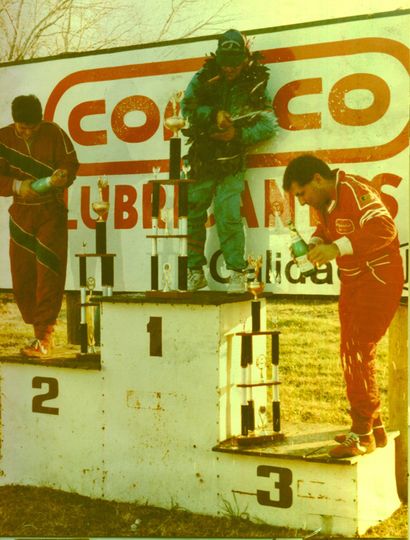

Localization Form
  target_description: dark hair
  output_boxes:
[283,154,334,191]
[11,95,42,124]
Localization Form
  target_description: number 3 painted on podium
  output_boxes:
[256,464,293,508]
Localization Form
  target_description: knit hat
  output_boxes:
[215,29,248,67]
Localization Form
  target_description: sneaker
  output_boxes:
[329,432,376,458]
[20,337,54,358]
[334,415,388,448]
[227,270,247,294]
[187,269,207,292]
[372,424,388,447]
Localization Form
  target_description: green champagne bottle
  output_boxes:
[287,221,316,277]
[30,176,53,194]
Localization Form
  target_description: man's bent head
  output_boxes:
[12,95,43,141]
[283,154,336,210]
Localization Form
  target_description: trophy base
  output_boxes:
[145,289,194,299]
[232,431,285,447]
[75,351,101,362]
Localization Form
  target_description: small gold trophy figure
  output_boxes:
[92,176,110,221]
[92,177,110,254]
[152,165,161,180]
[86,276,96,353]
[160,207,174,236]
[162,262,172,292]
[247,255,265,300]
[258,405,268,435]
[270,201,287,234]
[164,91,186,137]
[256,353,267,382]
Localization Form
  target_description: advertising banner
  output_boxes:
[0,11,408,294]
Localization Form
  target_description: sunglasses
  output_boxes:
[219,40,243,51]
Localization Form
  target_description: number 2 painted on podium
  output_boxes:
[32,376,59,415]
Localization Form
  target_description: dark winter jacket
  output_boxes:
[181,53,277,179]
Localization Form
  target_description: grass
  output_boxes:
[0,292,406,538]
[0,291,68,354]
[269,298,390,427]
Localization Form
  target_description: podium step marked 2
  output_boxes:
[0,292,401,536]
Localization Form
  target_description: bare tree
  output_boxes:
[0,0,235,62]
[154,0,234,41]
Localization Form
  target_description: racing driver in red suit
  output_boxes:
[0,95,79,358]
[283,154,404,458]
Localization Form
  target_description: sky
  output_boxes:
[137,0,409,48]
[1,0,407,62]
[232,0,407,32]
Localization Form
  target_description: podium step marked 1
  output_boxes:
[0,292,401,536]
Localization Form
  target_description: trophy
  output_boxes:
[92,177,110,254]
[247,255,265,332]
[164,91,186,137]
[152,165,161,180]
[256,354,266,382]
[162,262,172,292]
[92,176,110,222]
[257,405,269,435]
[161,207,174,235]
[86,276,96,353]
[148,91,189,293]
[270,201,287,234]
[182,160,191,179]
[247,255,265,300]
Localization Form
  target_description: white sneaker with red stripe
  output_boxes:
[20,337,54,358]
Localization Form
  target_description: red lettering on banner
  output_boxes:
[329,73,390,126]
[371,172,402,218]
[273,78,322,130]
[45,37,409,172]
[114,185,138,228]
[111,95,160,143]
[67,218,77,230]
[68,100,107,146]
[81,186,96,229]
[67,172,400,234]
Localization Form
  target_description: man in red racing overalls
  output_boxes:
[283,154,404,458]
[0,95,79,358]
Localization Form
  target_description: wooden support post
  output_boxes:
[388,302,408,502]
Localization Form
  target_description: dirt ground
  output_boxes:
[0,484,407,538]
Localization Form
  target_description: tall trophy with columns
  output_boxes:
[247,255,265,332]
[148,91,192,293]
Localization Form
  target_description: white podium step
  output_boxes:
[0,292,402,536]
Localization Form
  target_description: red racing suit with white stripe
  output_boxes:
[310,170,404,423]
[0,121,79,340]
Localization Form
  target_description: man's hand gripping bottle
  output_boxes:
[287,220,316,277]
[30,170,66,194]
